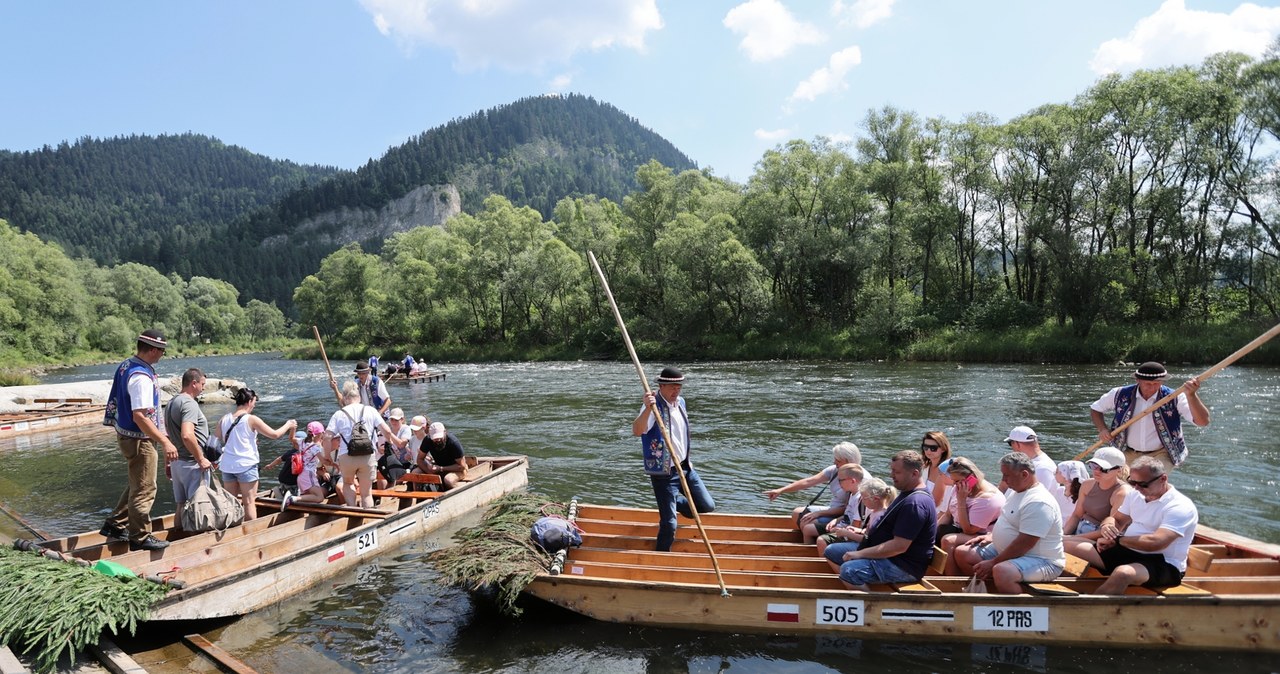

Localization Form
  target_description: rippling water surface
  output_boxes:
[1,353,1277,673]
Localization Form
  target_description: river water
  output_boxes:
[1,354,1277,673]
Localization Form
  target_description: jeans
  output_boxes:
[840,557,919,586]
[650,465,716,551]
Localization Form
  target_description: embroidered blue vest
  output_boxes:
[355,374,387,412]
[102,355,159,439]
[1111,384,1188,466]
[641,394,689,475]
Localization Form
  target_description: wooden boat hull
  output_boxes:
[0,401,106,439]
[41,456,527,621]
[523,504,1280,652]
[385,371,446,383]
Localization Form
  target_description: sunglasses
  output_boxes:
[1128,475,1163,489]
[1088,463,1120,473]
[921,442,941,451]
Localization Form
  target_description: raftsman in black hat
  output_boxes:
[1134,361,1168,380]
[656,366,685,383]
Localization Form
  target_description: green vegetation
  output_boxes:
[0,219,294,370]
[0,545,168,673]
[430,492,568,616]
[6,49,1280,368]
[292,46,1280,365]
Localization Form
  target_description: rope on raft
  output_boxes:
[429,492,569,617]
[0,544,168,674]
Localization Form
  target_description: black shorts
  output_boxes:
[1100,543,1184,588]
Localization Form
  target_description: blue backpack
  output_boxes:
[530,516,582,553]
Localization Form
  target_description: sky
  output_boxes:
[3,0,1280,183]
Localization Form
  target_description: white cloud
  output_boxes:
[789,45,862,103]
[755,128,791,141]
[359,0,663,72]
[724,0,825,62]
[825,132,853,144]
[830,0,897,29]
[1091,0,1280,74]
[549,73,573,91]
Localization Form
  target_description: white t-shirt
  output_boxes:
[327,404,385,458]
[1091,386,1200,452]
[218,412,259,473]
[1030,452,1062,516]
[1119,484,1198,572]
[993,483,1065,565]
[127,372,157,421]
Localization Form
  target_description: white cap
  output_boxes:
[409,415,428,432]
[428,422,446,441]
[1004,425,1037,443]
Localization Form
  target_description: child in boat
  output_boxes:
[815,463,868,558]
[281,422,329,510]
[859,477,896,530]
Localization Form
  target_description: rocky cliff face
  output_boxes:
[264,184,462,248]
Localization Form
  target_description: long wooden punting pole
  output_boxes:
[312,325,344,408]
[1072,321,1280,462]
[587,251,730,597]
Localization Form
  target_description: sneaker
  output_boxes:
[128,535,170,551]
[98,523,127,541]
[281,493,295,512]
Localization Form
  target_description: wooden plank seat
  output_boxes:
[370,489,442,500]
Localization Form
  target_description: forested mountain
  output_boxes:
[0,95,697,310]
[218,94,696,305]
[0,134,340,276]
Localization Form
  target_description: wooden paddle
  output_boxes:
[312,325,344,408]
[1072,321,1280,462]
[587,251,731,597]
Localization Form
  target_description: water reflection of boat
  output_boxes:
[33,455,526,621]
[524,504,1280,653]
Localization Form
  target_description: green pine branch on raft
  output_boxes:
[0,545,168,673]
[430,492,568,617]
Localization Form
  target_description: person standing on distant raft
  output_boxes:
[1090,361,1210,472]
[100,329,179,551]
[632,366,716,552]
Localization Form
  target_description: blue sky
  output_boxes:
[3,1,1279,182]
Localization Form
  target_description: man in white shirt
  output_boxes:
[1068,456,1198,594]
[1003,425,1062,517]
[1090,361,1209,471]
[954,452,1065,593]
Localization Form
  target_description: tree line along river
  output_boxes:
[0,353,1276,673]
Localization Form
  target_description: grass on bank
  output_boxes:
[286,319,1280,366]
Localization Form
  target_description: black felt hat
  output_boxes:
[1134,361,1168,380]
[656,366,685,383]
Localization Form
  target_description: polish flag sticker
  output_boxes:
[766,603,800,622]
[326,545,345,562]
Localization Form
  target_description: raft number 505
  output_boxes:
[816,599,865,626]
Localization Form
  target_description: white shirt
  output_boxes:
[1092,386,1200,452]
[1030,452,1062,516]
[993,483,1065,565]
[1119,484,1198,572]
[126,372,156,415]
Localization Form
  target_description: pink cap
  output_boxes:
[306,421,325,436]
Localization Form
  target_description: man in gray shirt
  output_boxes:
[165,368,213,518]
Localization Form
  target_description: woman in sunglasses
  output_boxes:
[920,431,952,508]
[1063,446,1132,542]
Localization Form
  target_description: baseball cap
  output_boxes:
[428,422,446,441]
[1004,425,1037,443]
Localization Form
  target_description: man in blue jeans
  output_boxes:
[831,449,937,589]
[632,367,716,551]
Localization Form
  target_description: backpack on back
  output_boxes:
[343,406,375,456]
[291,450,305,475]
